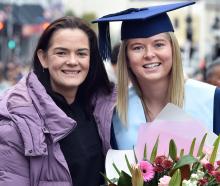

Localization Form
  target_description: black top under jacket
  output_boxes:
[47,89,105,186]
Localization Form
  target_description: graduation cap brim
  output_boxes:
[92,1,195,61]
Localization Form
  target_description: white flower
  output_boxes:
[182,179,198,186]
[196,170,204,179]
[158,175,171,186]
[190,173,198,180]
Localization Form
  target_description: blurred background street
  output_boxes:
[0,0,220,93]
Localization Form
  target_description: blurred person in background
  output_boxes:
[5,62,23,85]
[0,62,10,95]
[212,36,220,61]
[94,1,220,150]
[0,16,115,186]
[205,58,220,87]
[192,68,205,82]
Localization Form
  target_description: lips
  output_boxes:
[143,62,161,68]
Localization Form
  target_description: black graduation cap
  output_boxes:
[92,1,195,61]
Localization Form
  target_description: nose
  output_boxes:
[143,46,155,59]
[66,54,78,65]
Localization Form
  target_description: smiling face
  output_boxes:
[37,28,90,97]
[126,33,173,85]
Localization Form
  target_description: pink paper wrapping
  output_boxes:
[135,119,209,161]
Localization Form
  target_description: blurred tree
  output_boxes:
[65,10,75,17]
[82,12,97,31]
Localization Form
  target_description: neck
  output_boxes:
[138,78,169,121]
[64,93,76,104]
[52,85,78,105]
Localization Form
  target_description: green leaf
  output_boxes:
[180,149,184,158]
[169,139,177,161]
[197,133,207,157]
[189,137,196,156]
[198,152,205,161]
[209,134,220,164]
[118,171,132,186]
[112,162,121,176]
[100,172,115,184]
[143,144,147,161]
[125,154,132,174]
[169,169,181,186]
[173,155,198,170]
[150,136,159,163]
[133,146,138,164]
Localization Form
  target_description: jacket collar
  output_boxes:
[27,72,76,143]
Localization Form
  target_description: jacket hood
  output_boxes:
[0,72,76,156]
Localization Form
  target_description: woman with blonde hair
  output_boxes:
[94,1,220,149]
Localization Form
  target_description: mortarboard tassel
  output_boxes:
[98,22,112,62]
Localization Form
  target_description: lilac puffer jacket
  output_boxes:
[0,72,116,186]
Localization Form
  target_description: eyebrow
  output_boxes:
[154,38,168,42]
[53,47,68,51]
[77,48,90,52]
[53,47,89,51]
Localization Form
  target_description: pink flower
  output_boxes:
[138,160,155,182]
[158,175,171,186]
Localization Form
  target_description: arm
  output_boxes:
[0,122,30,185]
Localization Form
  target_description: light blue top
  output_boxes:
[113,79,216,149]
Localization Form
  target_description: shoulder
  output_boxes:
[184,79,216,130]
[0,120,24,153]
[94,85,117,106]
[185,79,216,98]
[0,74,31,109]
[185,79,216,91]
[0,120,30,185]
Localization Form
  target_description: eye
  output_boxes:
[154,42,165,48]
[132,45,145,52]
[77,50,89,58]
[56,51,67,56]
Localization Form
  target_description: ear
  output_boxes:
[37,49,49,68]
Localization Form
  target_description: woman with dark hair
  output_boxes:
[0,16,115,186]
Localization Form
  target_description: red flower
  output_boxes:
[211,171,220,183]
[203,163,214,173]
[154,165,164,173]
[154,156,166,165]
[161,159,173,169]
[198,178,208,186]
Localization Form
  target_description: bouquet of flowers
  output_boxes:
[102,133,220,186]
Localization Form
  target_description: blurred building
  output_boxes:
[0,0,220,70]
[0,2,48,64]
[0,0,65,64]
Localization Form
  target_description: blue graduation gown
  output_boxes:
[112,79,220,149]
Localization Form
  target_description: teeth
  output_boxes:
[63,70,79,74]
[143,63,160,68]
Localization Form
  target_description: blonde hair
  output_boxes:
[116,32,184,126]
